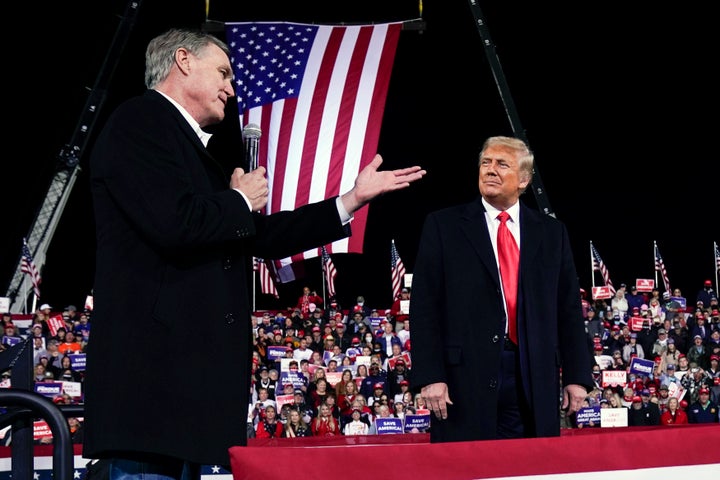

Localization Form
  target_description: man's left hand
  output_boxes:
[340,154,426,214]
[562,384,588,414]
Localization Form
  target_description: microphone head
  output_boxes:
[242,123,262,140]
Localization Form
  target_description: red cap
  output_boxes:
[632,396,642,403]
[705,280,712,286]
[698,388,710,395]
[373,383,384,389]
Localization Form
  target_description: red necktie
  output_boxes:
[497,211,519,344]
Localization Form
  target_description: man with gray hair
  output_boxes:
[83,28,424,478]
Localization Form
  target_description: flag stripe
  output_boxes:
[254,257,279,298]
[20,237,41,298]
[654,242,670,292]
[321,246,337,299]
[226,21,402,282]
[391,240,406,301]
[591,242,616,294]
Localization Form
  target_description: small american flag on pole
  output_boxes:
[714,241,720,273]
[254,257,279,298]
[321,246,337,299]
[20,237,41,298]
[590,242,616,294]
[225,21,402,282]
[390,239,406,301]
[654,241,671,293]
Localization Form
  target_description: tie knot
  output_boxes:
[497,211,510,223]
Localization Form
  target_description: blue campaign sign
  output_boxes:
[671,296,686,309]
[1,336,21,347]
[575,406,601,426]
[34,382,63,398]
[267,345,288,361]
[280,371,306,388]
[374,417,404,434]
[69,353,86,371]
[629,357,654,377]
[403,413,431,432]
[369,316,384,329]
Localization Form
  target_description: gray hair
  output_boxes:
[144,28,230,89]
[478,136,534,192]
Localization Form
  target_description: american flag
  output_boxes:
[590,242,616,294]
[321,245,337,299]
[20,237,41,298]
[225,21,402,282]
[654,241,670,293]
[253,257,279,298]
[715,241,720,272]
[390,239,406,301]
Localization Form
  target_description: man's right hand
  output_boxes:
[231,167,269,212]
[421,382,453,420]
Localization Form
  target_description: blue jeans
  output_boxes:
[107,458,200,480]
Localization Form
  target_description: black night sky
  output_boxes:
[4,1,717,313]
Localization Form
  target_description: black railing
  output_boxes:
[0,338,75,480]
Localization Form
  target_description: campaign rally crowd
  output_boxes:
[1,279,719,445]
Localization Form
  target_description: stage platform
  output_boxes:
[2,425,719,479]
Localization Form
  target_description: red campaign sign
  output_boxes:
[630,316,645,332]
[635,279,655,292]
[592,286,613,300]
[388,352,412,370]
[47,314,65,337]
[33,420,52,440]
[601,370,627,388]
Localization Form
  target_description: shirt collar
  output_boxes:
[155,89,213,147]
[482,198,520,223]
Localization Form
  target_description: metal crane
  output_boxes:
[4,0,143,313]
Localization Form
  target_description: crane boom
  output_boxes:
[5,0,144,312]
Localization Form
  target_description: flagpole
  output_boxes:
[590,241,596,290]
[713,241,720,295]
[321,254,327,306]
[21,284,26,314]
[252,259,256,313]
[653,241,658,288]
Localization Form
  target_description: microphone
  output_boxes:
[242,123,262,171]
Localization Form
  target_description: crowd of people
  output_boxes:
[579,280,720,426]
[2,279,719,444]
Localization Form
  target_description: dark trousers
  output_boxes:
[496,339,533,438]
